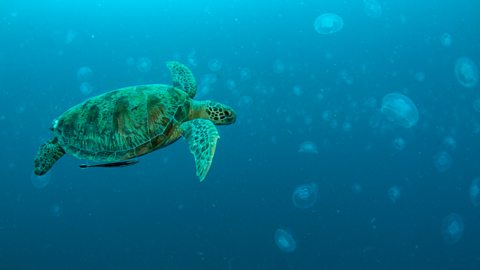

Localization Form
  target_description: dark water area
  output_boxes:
[1,0,480,269]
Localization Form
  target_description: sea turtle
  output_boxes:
[34,61,236,181]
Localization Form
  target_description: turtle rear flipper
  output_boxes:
[181,119,219,182]
[34,138,65,176]
[167,61,197,98]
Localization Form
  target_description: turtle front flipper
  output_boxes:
[180,119,220,182]
[166,61,197,98]
[34,137,65,176]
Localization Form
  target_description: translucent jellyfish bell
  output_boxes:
[351,182,363,194]
[441,213,464,244]
[292,85,303,96]
[274,229,296,253]
[442,136,457,152]
[298,141,318,154]
[338,70,354,85]
[455,57,479,88]
[473,98,480,112]
[363,0,383,18]
[440,33,453,48]
[65,29,76,45]
[392,137,406,151]
[31,171,51,189]
[414,72,425,82]
[136,57,152,73]
[380,93,419,128]
[342,122,352,132]
[79,82,93,95]
[239,67,252,81]
[433,151,452,172]
[314,13,344,35]
[76,66,93,82]
[197,73,217,97]
[225,80,236,92]
[273,59,286,74]
[208,58,223,72]
[292,183,318,209]
[50,203,63,217]
[187,50,198,67]
[388,186,401,203]
[470,177,480,207]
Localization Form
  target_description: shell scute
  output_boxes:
[54,85,189,160]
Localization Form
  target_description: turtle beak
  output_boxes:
[223,106,236,124]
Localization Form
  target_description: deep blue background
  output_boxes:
[1,0,480,269]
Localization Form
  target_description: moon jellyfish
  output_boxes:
[314,13,344,35]
[388,186,401,203]
[380,93,419,128]
[414,71,425,82]
[76,66,93,82]
[442,136,457,152]
[136,57,152,73]
[363,0,383,18]
[440,33,453,48]
[433,151,452,172]
[50,203,63,217]
[79,82,93,95]
[342,121,352,132]
[392,137,406,151]
[473,98,480,112]
[201,73,218,86]
[298,141,318,154]
[31,171,51,189]
[187,50,198,67]
[292,183,318,209]
[197,73,218,97]
[441,213,464,244]
[274,229,296,253]
[455,57,479,88]
[15,104,26,114]
[225,80,236,91]
[238,95,253,109]
[208,58,223,72]
[352,182,363,194]
[292,85,303,96]
[273,59,286,74]
[470,177,480,207]
[239,67,252,81]
[339,70,354,85]
[65,29,76,45]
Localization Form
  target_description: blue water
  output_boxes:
[1,0,480,269]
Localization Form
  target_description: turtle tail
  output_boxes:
[34,137,65,176]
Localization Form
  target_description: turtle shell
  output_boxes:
[54,84,190,161]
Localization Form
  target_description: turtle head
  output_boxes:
[191,100,236,125]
